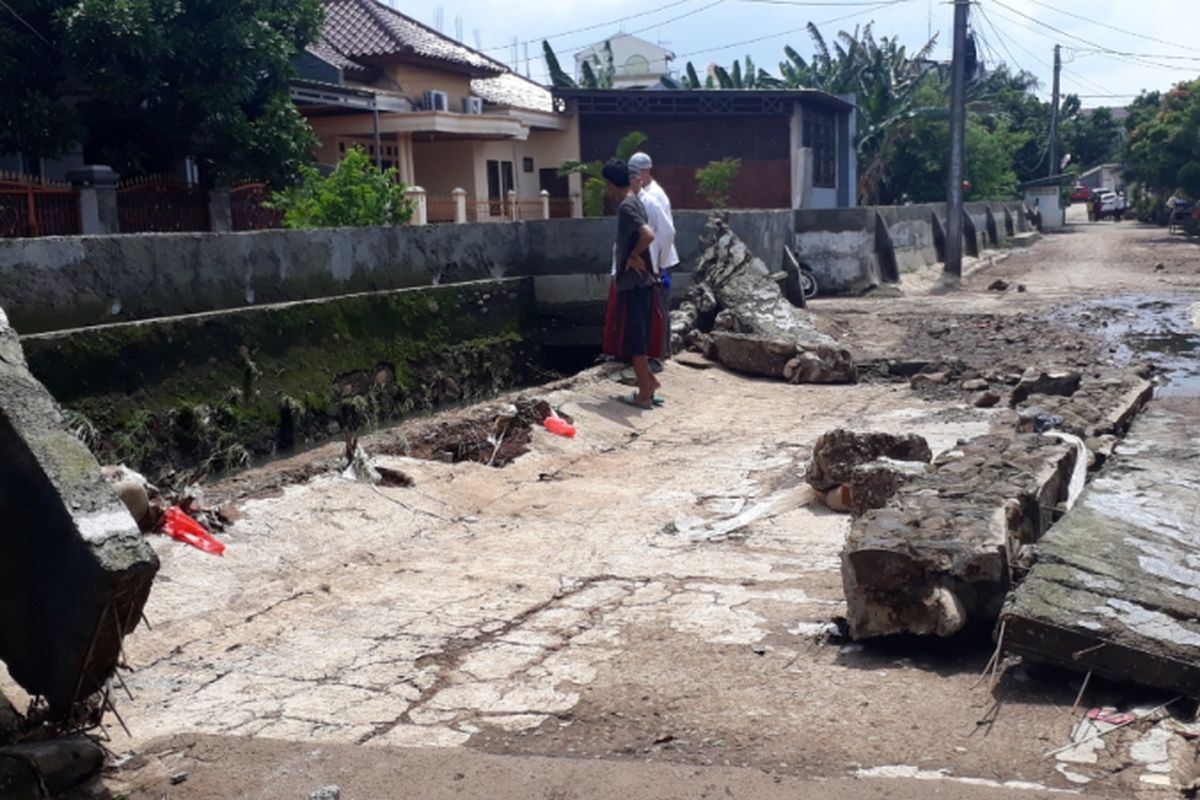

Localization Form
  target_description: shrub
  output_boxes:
[272,147,413,228]
[696,158,741,208]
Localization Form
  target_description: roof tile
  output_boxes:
[319,0,503,75]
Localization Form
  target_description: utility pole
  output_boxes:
[1049,44,1061,177]
[943,0,970,283]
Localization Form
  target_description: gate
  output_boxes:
[0,173,82,238]
[230,183,283,231]
[117,174,209,233]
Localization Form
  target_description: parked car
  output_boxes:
[1069,184,1091,203]
[1095,191,1126,221]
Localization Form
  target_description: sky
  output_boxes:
[395,0,1200,107]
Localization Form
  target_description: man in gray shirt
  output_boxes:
[600,158,663,409]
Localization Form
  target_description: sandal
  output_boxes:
[617,393,654,410]
[652,396,665,407]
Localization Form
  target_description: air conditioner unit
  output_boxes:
[423,90,449,112]
[462,96,484,115]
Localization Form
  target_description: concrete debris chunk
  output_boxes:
[0,306,158,716]
[1009,368,1082,407]
[309,785,342,800]
[0,738,105,798]
[841,433,1078,639]
[807,429,933,492]
[1003,404,1200,695]
[673,216,856,383]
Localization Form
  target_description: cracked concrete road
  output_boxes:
[27,217,1200,799]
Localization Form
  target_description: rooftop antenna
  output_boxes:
[473,28,482,50]
[511,36,519,71]
[524,43,531,77]
[455,16,463,41]
[434,7,444,32]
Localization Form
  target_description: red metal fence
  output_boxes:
[117,174,209,233]
[0,172,81,238]
[230,183,283,231]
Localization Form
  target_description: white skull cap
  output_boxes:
[628,152,653,170]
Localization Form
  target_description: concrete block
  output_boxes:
[1003,403,1200,694]
[0,307,158,716]
[842,433,1078,639]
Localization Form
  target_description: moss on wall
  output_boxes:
[20,278,540,483]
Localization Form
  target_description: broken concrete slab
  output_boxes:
[1002,401,1200,695]
[1012,367,1153,444]
[842,434,1079,639]
[0,306,158,716]
[676,216,856,383]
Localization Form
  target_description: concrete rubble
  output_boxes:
[0,306,158,717]
[841,433,1079,639]
[805,429,933,515]
[0,738,105,800]
[672,216,856,383]
[1002,402,1200,695]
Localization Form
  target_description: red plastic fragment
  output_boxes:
[159,505,226,556]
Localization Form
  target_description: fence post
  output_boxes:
[540,189,551,220]
[506,189,518,222]
[66,165,120,234]
[571,193,582,219]
[208,187,232,232]
[407,186,428,225]
[452,187,467,224]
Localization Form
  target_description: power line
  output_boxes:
[738,0,906,5]
[482,0,697,52]
[1020,0,1200,56]
[983,4,1134,96]
[0,0,58,51]
[989,0,1185,72]
[670,0,915,62]
[972,5,1031,80]
[529,0,727,68]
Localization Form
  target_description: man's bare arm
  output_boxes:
[627,224,655,272]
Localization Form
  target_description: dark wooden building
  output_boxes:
[554,88,857,210]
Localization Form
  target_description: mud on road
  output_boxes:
[32,219,1200,800]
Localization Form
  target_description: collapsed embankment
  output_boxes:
[1,201,1032,483]
[20,279,538,483]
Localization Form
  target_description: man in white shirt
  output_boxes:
[628,152,679,367]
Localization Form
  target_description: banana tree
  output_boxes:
[542,40,615,89]
[557,131,649,216]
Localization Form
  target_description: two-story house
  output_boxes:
[574,33,675,89]
[293,0,579,218]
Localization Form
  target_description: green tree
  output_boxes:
[1125,80,1200,199]
[696,158,742,208]
[1062,105,1122,170]
[881,77,1024,203]
[272,148,413,228]
[558,131,648,217]
[0,0,322,184]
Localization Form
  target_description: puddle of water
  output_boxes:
[1062,294,1200,398]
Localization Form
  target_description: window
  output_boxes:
[802,109,838,189]
[523,157,534,173]
[624,54,650,76]
[486,160,515,200]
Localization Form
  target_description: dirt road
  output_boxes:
[41,217,1199,799]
